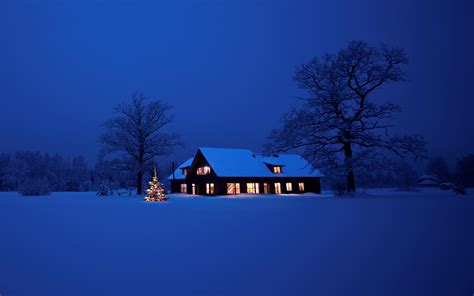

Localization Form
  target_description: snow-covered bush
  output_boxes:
[96,183,112,196]
[18,177,51,196]
[453,185,466,195]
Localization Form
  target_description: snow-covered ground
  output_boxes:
[0,189,472,296]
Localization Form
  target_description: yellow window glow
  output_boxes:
[298,182,304,191]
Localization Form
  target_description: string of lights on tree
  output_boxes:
[144,168,168,202]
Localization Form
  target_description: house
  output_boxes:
[168,147,323,195]
[417,175,441,187]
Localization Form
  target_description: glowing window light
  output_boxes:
[286,182,292,191]
[274,183,281,194]
[206,183,215,195]
[298,182,305,191]
[247,183,260,194]
[227,183,241,194]
[197,166,211,175]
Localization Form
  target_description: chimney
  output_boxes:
[172,161,176,180]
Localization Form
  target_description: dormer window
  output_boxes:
[197,166,211,175]
[273,166,282,174]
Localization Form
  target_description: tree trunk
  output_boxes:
[136,171,143,195]
[344,142,356,193]
[137,144,145,196]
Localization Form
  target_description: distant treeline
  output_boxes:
[1,151,473,195]
[0,151,172,195]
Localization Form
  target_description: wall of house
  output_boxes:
[176,177,320,195]
[170,179,184,193]
[185,150,219,194]
[216,177,321,195]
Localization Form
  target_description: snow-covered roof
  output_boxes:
[418,179,439,186]
[258,155,286,166]
[186,147,322,178]
[417,175,440,183]
[168,157,193,180]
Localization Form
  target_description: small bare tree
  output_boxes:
[426,156,451,182]
[266,41,426,192]
[100,92,180,195]
[393,161,419,191]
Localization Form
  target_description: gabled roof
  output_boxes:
[168,157,193,180]
[195,147,323,178]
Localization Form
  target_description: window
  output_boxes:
[273,166,282,174]
[263,183,269,194]
[286,182,292,192]
[274,183,281,194]
[182,168,188,176]
[206,183,215,195]
[197,166,211,175]
[227,183,241,194]
[246,183,260,194]
[180,183,187,194]
[192,183,196,195]
[298,182,305,191]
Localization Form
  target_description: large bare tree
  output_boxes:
[266,41,426,192]
[100,92,180,195]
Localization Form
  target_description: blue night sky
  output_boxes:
[1,0,473,166]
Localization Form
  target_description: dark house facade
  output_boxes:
[169,147,322,196]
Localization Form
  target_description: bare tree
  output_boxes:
[426,156,451,182]
[393,161,418,191]
[266,41,425,192]
[100,92,180,195]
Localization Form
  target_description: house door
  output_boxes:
[274,183,281,194]
[192,183,196,195]
[263,183,269,194]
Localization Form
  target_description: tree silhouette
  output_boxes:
[267,41,425,192]
[101,92,180,195]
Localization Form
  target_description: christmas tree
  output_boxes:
[144,167,168,202]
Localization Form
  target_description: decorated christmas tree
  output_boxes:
[144,167,168,202]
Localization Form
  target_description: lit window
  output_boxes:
[192,183,196,195]
[298,182,304,191]
[274,183,281,194]
[227,183,241,194]
[197,166,211,175]
[246,183,260,194]
[273,166,282,174]
[263,183,269,194]
[206,183,215,195]
[180,183,187,193]
[286,182,292,191]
